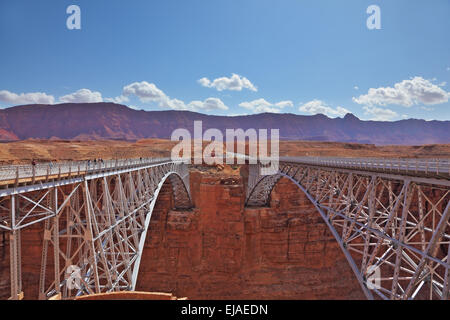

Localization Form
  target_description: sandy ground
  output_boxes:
[0,139,449,165]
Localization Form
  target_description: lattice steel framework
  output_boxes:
[246,161,450,300]
[0,160,191,300]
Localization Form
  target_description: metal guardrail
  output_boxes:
[0,157,172,183]
[279,156,450,176]
[0,155,449,183]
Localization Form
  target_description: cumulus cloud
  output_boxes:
[159,96,229,112]
[198,78,211,88]
[121,81,228,112]
[274,100,294,108]
[0,90,55,105]
[187,98,229,111]
[199,74,257,92]
[352,77,449,107]
[59,89,103,103]
[299,100,350,118]
[363,106,398,121]
[160,97,188,110]
[122,81,166,102]
[239,98,293,113]
[105,95,129,104]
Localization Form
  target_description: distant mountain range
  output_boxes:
[0,103,448,145]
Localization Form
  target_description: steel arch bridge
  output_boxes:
[0,158,191,300]
[246,157,450,300]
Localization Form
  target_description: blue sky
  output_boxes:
[0,0,449,120]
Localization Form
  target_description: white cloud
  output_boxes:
[199,73,257,92]
[187,98,229,111]
[299,99,350,118]
[121,81,228,112]
[228,113,250,117]
[353,76,449,107]
[128,105,143,110]
[59,89,103,103]
[198,78,211,88]
[363,106,398,121]
[122,81,167,102]
[160,97,188,111]
[0,90,55,105]
[159,96,229,112]
[239,98,293,113]
[354,86,359,90]
[274,100,294,108]
[105,95,129,104]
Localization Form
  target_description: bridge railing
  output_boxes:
[279,156,450,176]
[0,157,172,183]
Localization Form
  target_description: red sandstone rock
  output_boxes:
[136,167,365,300]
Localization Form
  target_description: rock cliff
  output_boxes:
[135,167,365,299]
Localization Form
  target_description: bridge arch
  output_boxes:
[246,162,450,300]
[130,170,191,288]
[247,172,373,299]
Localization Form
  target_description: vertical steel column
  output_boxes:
[361,177,376,274]
[83,180,101,292]
[443,241,449,300]
[52,187,61,294]
[9,194,20,300]
[39,218,51,300]
[390,181,413,299]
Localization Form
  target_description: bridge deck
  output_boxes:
[0,158,172,188]
[278,156,450,180]
[0,156,449,188]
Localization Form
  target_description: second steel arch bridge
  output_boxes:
[246,157,450,300]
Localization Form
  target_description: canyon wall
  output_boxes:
[135,168,365,299]
[0,232,8,299]
[0,222,43,300]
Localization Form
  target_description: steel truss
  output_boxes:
[0,160,191,300]
[246,162,450,300]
